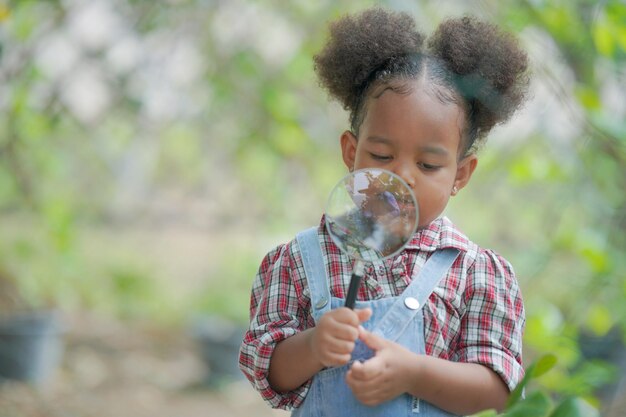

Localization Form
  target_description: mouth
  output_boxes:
[395,195,416,208]
[396,200,418,220]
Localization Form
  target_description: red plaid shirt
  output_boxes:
[239,216,525,410]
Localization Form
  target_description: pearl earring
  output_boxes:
[452,185,458,195]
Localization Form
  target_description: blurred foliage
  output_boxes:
[492,1,626,411]
[0,0,625,414]
[190,245,261,324]
[474,354,601,417]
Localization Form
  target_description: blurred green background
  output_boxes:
[0,0,625,416]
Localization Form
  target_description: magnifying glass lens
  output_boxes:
[325,168,418,308]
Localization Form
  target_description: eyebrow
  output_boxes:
[365,136,449,156]
[419,145,449,156]
[365,135,392,145]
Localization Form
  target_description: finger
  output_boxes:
[324,338,355,356]
[346,374,385,406]
[330,352,353,366]
[350,357,383,380]
[348,360,368,380]
[334,323,359,341]
[359,328,386,351]
[350,384,381,405]
[346,366,367,389]
[356,392,384,407]
[323,314,359,341]
[347,360,364,379]
[350,373,389,402]
[355,307,372,323]
[333,307,361,327]
[321,351,352,367]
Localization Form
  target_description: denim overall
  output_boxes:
[293,228,460,417]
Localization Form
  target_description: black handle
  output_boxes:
[344,272,363,309]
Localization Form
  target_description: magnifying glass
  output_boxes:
[325,168,419,309]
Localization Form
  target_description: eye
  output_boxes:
[369,152,392,162]
[418,162,441,171]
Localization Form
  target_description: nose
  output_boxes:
[392,163,416,189]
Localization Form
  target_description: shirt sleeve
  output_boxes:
[238,241,313,410]
[452,249,526,391]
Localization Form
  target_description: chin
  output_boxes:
[416,216,439,230]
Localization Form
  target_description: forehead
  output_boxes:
[360,80,465,149]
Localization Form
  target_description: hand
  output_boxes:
[309,307,371,367]
[345,327,416,406]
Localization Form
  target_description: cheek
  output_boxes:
[415,183,451,218]
[351,149,363,168]
[353,155,381,171]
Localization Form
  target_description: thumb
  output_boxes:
[355,307,372,323]
[358,327,386,352]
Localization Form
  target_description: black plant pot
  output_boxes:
[0,310,64,384]
[190,315,246,387]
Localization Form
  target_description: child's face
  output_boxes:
[340,80,477,229]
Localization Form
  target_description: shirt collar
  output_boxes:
[404,216,470,252]
[319,215,470,253]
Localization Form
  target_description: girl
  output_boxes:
[240,7,528,416]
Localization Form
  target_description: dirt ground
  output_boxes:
[0,312,288,417]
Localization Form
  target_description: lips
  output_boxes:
[397,202,415,213]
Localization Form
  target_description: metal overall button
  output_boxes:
[404,297,420,310]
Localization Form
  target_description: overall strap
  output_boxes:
[373,248,460,342]
[296,227,332,324]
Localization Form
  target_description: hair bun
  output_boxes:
[314,8,425,111]
[428,16,529,132]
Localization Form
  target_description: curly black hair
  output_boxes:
[313,8,529,156]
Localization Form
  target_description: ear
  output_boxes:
[452,154,478,195]
[340,130,358,171]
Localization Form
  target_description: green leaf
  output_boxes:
[506,354,558,409]
[616,25,626,51]
[585,304,613,336]
[507,376,529,408]
[548,398,582,417]
[592,18,615,57]
[532,354,558,378]
[503,391,553,417]
[471,409,498,417]
[271,122,309,157]
[575,85,602,111]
